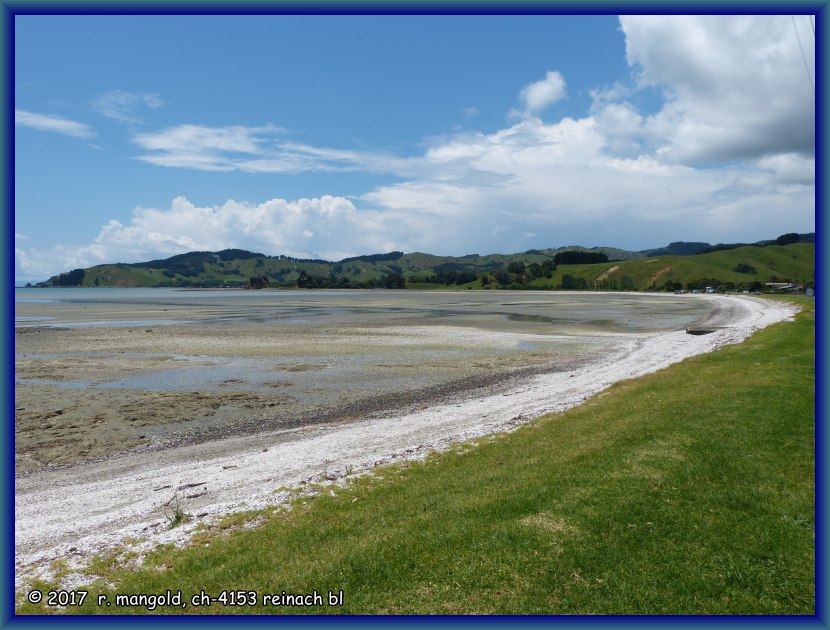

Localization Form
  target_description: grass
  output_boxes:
[526,243,815,290]
[17,297,814,615]
[70,243,814,290]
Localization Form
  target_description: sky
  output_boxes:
[13,13,816,283]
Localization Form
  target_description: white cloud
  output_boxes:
[619,15,815,164]
[18,106,814,282]
[16,116,814,281]
[135,124,268,154]
[15,109,95,138]
[364,112,812,253]
[14,195,410,281]
[515,71,566,118]
[591,101,645,156]
[132,124,278,171]
[131,124,415,175]
[757,152,815,185]
[92,89,163,123]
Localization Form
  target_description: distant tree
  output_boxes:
[554,251,608,265]
[296,270,312,288]
[733,263,757,274]
[493,269,512,286]
[383,273,405,289]
[541,259,557,278]
[561,274,580,290]
[776,233,801,246]
[246,276,271,289]
[55,268,85,286]
[421,270,477,285]
[506,261,526,274]
[217,248,265,261]
[526,262,543,279]
[338,251,405,264]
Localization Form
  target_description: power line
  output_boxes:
[792,15,814,97]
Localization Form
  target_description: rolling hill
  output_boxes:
[33,234,815,293]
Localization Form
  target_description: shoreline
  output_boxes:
[13,351,595,480]
[14,295,798,591]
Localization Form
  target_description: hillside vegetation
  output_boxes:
[35,235,815,293]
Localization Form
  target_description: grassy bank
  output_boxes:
[20,297,814,615]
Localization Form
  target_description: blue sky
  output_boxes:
[14,13,815,282]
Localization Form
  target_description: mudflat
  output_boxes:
[14,289,704,474]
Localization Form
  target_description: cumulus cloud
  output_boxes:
[15,109,95,138]
[757,152,815,185]
[18,106,811,283]
[513,71,567,118]
[14,195,411,281]
[363,115,812,253]
[92,90,163,123]
[592,101,646,156]
[16,114,813,282]
[618,15,815,164]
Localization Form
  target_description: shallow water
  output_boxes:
[14,289,717,471]
[15,288,712,333]
[14,289,713,398]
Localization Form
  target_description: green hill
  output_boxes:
[35,236,815,293]
[532,243,815,293]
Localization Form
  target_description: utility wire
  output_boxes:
[792,15,815,97]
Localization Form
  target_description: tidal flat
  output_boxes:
[14,289,714,474]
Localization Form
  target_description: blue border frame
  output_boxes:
[3,2,825,628]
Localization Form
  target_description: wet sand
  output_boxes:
[15,290,699,474]
[13,291,798,591]
[15,321,612,474]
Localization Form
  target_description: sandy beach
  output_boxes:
[13,292,798,591]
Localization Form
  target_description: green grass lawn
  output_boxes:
[19,297,815,615]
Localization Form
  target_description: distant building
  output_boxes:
[765,282,802,292]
